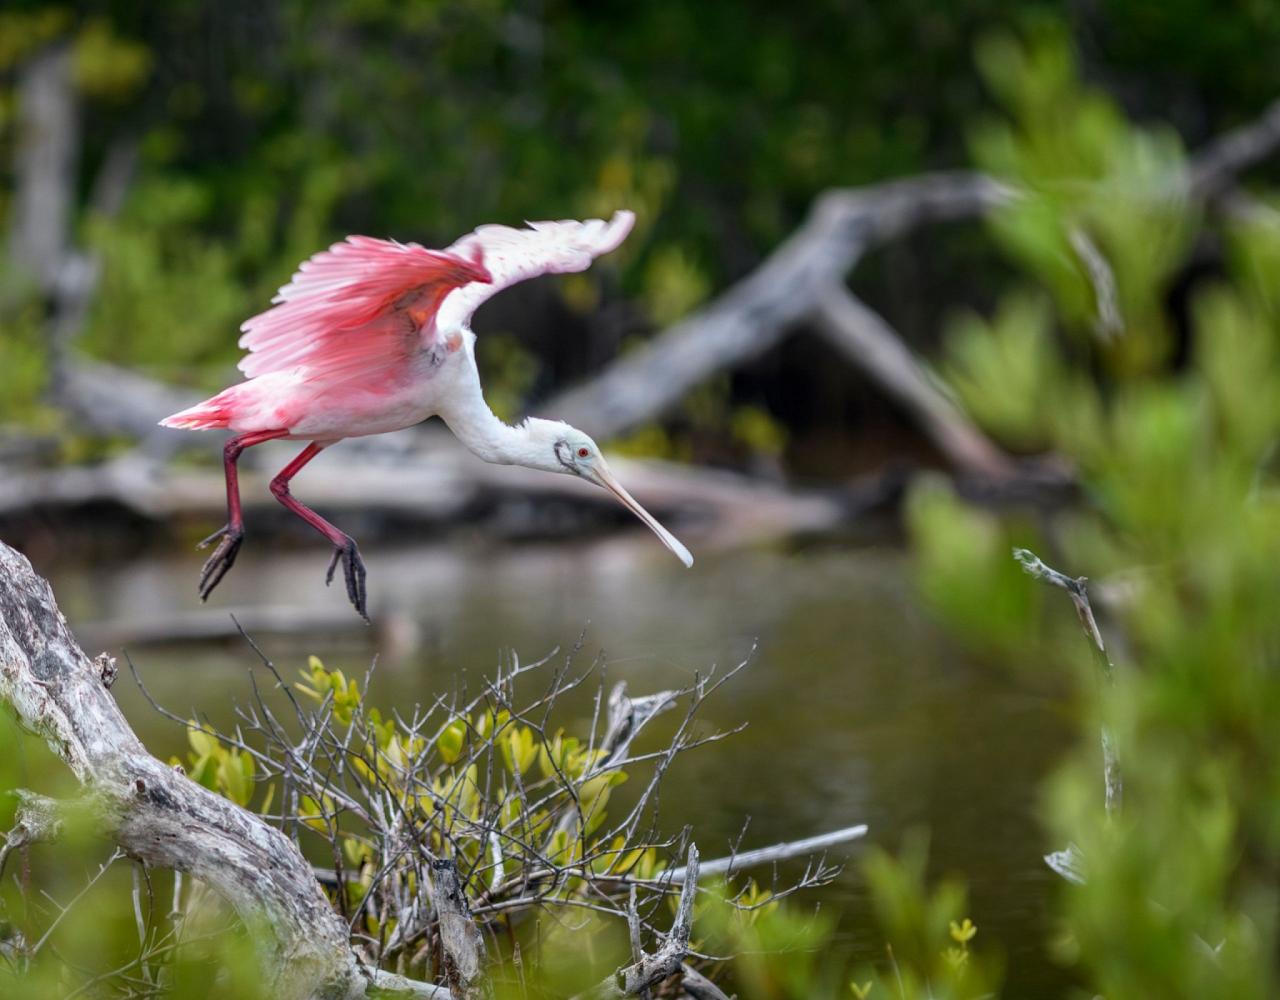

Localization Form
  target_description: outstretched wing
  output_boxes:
[435,211,635,333]
[238,237,492,383]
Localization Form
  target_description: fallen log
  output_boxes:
[810,284,1016,480]
[545,172,1012,442]
[0,438,849,550]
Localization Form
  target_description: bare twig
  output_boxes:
[680,963,733,1000]
[1014,547,1121,819]
[1190,95,1280,200]
[666,823,868,883]
[1067,227,1123,341]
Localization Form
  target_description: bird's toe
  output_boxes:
[197,528,244,600]
[327,540,370,623]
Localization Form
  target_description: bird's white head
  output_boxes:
[518,418,693,567]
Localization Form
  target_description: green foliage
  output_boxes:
[914,27,1280,999]
[944,291,1062,450]
[698,877,842,999]
[476,334,539,424]
[0,307,51,427]
[174,720,268,811]
[0,9,69,71]
[971,22,1194,373]
[907,478,1041,655]
[853,833,1000,1000]
[690,838,1000,1000]
[70,18,151,100]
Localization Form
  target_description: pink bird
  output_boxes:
[161,211,692,620]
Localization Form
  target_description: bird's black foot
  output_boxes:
[197,524,244,601]
[326,538,369,623]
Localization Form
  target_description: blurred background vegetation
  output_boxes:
[5,2,1280,998]
[2,0,1278,470]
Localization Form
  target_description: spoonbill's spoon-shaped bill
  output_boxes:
[584,458,694,568]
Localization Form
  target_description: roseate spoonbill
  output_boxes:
[161,211,692,620]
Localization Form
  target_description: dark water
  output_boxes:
[47,537,1074,994]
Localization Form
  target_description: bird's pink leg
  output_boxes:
[268,443,369,622]
[198,428,289,601]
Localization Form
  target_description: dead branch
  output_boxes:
[545,172,1011,441]
[664,823,867,883]
[598,682,680,767]
[810,285,1016,479]
[76,604,385,651]
[543,100,1280,462]
[431,860,492,1000]
[1014,547,1121,835]
[0,440,846,553]
[679,963,732,1000]
[53,359,190,447]
[1013,548,1115,684]
[573,844,700,1000]
[1190,95,1280,200]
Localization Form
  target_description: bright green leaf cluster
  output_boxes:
[173,721,270,811]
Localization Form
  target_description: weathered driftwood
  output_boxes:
[663,823,868,883]
[0,538,449,1000]
[811,284,1016,479]
[0,439,847,551]
[546,172,1012,442]
[431,859,493,1000]
[54,359,192,448]
[678,963,732,1000]
[75,604,384,650]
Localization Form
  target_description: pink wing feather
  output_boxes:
[238,236,491,382]
[160,215,630,432]
[434,211,634,333]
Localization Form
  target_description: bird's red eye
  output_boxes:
[577,447,590,458]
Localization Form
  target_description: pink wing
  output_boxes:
[434,211,635,333]
[238,237,492,383]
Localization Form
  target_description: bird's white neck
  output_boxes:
[438,381,555,472]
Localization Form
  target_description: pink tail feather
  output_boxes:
[160,393,233,430]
